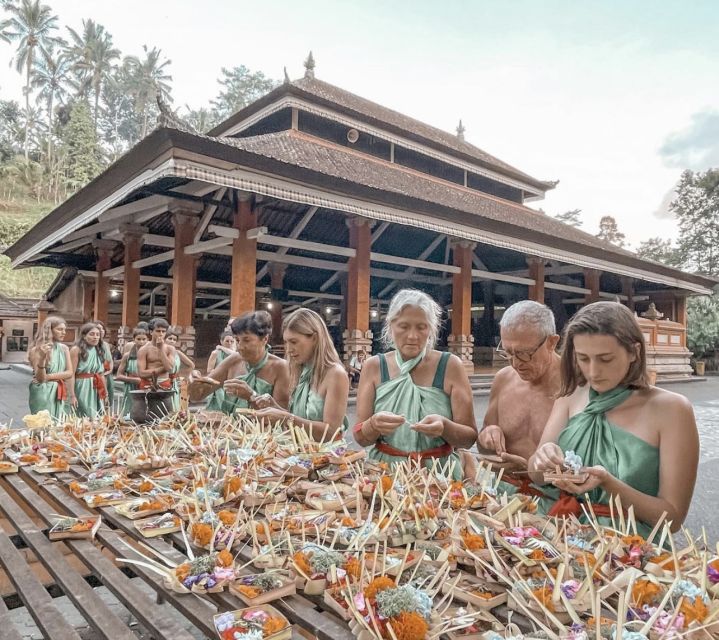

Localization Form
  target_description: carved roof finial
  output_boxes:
[283,66,290,84]
[456,119,466,141]
[304,51,315,79]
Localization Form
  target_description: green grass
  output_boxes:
[0,198,59,299]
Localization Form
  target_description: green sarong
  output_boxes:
[288,364,348,432]
[74,348,106,418]
[121,352,139,416]
[28,343,68,421]
[170,353,181,412]
[367,350,460,479]
[221,350,273,415]
[537,386,660,538]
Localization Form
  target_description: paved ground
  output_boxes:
[1,367,718,638]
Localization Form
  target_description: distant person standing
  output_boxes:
[28,316,73,420]
[70,323,108,417]
[165,328,195,411]
[95,321,116,414]
[116,326,149,417]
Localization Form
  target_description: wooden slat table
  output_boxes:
[0,465,356,640]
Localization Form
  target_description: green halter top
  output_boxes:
[28,343,68,420]
[222,350,273,414]
[288,364,349,432]
[538,386,660,538]
[367,350,460,479]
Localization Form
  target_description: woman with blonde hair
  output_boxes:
[528,302,698,536]
[70,323,108,417]
[354,289,477,478]
[254,308,348,439]
[28,316,73,419]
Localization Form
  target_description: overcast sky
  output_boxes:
[1,0,717,247]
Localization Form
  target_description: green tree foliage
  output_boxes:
[211,65,278,121]
[1,0,59,157]
[553,208,582,227]
[635,237,679,266]
[671,169,719,276]
[687,295,719,359]
[61,100,102,189]
[596,215,626,247]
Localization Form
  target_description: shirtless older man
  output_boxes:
[137,318,176,389]
[477,300,561,472]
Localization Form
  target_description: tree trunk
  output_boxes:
[47,93,54,166]
[24,54,31,159]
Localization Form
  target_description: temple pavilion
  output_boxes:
[5,57,715,376]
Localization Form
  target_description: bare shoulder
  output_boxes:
[642,386,694,420]
[328,362,349,380]
[69,344,79,355]
[490,365,516,389]
[362,355,381,374]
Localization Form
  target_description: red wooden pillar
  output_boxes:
[449,240,475,371]
[676,295,688,342]
[584,268,601,303]
[120,225,145,329]
[269,263,286,347]
[343,217,372,362]
[527,257,545,303]
[230,196,257,317]
[171,213,198,356]
[35,299,55,327]
[93,240,115,324]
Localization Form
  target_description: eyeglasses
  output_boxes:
[496,336,548,363]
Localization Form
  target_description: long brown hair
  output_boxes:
[283,308,342,392]
[76,322,103,362]
[559,301,648,397]
[33,316,66,348]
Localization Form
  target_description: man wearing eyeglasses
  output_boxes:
[476,300,561,476]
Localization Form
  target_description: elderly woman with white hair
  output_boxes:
[354,289,477,478]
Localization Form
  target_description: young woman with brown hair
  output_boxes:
[28,316,73,419]
[528,301,699,535]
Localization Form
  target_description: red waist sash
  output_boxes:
[502,473,546,498]
[548,491,625,519]
[56,380,67,402]
[75,372,107,400]
[138,374,176,391]
[374,440,453,462]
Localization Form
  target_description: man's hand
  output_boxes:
[478,424,506,455]
[411,414,445,438]
[154,335,164,348]
[254,406,290,424]
[369,412,406,435]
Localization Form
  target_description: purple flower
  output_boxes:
[707,563,719,585]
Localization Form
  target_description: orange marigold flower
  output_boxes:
[218,510,236,525]
[631,579,661,608]
[175,562,190,581]
[263,617,287,636]
[461,530,486,551]
[224,476,243,498]
[69,481,84,494]
[529,549,545,561]
[679,596,708,625]
[648,552,676,571]
[345,556,361,581]
[293,551,312,577]
[531,586,555,612]
[138,480,153,493]
[621,535,646,547]
[236,584,261,598]
[387,611,429,640]
[380,476,393,492]
[191,523,213,547]
[217,549,234,567]
[341,516,357,527]
[363,576,396,601]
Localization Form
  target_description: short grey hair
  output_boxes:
[381,289,443,350]
[500,300,556,337]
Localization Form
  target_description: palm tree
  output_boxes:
[1,0,59,158]
[32,42,70,163]
[124,45,172,138]
[64,19,120,129]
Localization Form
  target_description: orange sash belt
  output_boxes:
[75,373,108,400]
[374,440,453,462]
[548,491,626,519]
[56,380,67,402]
[138,374,176,391]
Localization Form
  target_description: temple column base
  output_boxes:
[174,325,196,358]
[343,329,373,363]
[448,334,475,373]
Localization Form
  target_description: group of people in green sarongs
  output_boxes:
[28,318,194,420]
[28,287,699,537]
